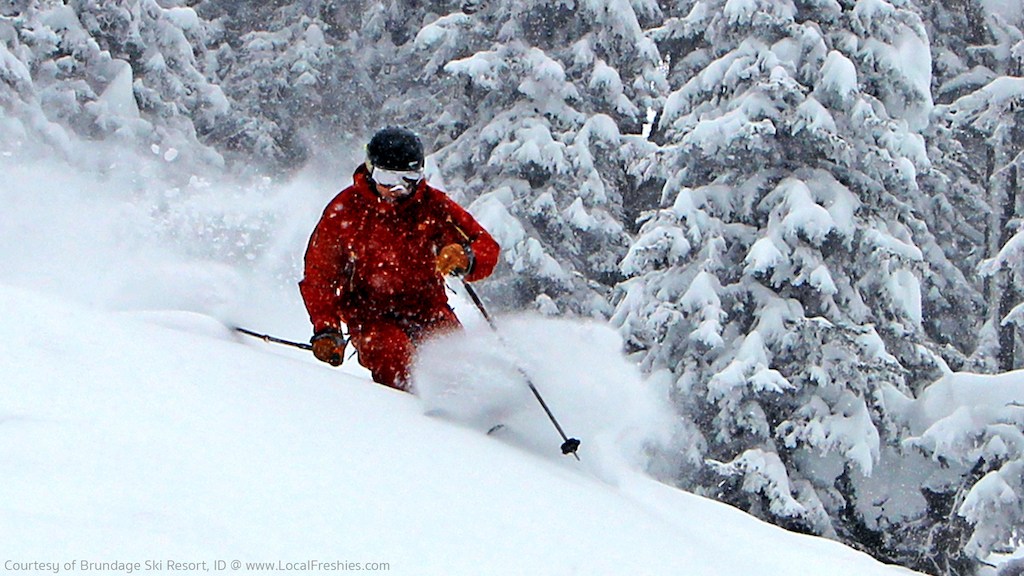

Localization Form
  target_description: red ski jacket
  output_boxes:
[300,164,500,335]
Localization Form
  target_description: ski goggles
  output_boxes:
[371,167,423,187]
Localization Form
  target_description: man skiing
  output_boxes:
[299,127,500,391]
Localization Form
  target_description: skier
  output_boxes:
[299,127,500,391]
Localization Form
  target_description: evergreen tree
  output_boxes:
[984,219,1024,336]
[404,0,667,316]
[0,4,64,151]
[614,0,974,569]
[928,3,1024,372]
[196,0,466,168]
[891,370,1024,575]
[201,0,336,168]
[1,0,227,169]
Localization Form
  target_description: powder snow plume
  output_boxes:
[411,314,675,480]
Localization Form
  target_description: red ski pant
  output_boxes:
[348,307,460,391]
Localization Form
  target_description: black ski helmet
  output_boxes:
[367,126,424,171]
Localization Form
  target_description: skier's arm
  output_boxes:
[299,199,356,334]
[441,197,500,282]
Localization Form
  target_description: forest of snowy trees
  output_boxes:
[1,0,1022,574]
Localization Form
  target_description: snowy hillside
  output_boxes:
[0,283,923,576]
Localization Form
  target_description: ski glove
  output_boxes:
[436,243,472,276]
[311,330,347,367]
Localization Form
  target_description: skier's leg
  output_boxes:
[352,307,460,390]
[349,321,414,391]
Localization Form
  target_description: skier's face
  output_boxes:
[375,181,413,202]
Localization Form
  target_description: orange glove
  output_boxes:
[436,243,471,276]
[311,331,347,366]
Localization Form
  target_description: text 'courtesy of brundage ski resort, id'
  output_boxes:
[3,559,393,573]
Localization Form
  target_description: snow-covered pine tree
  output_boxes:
[898,7,1024,569]
[614,0,977,569]
[402,0,667,316]
[891,371,1024,574]
[323,0,460,159]
[927,0,1023,373]
[312,0,397,138]
[202,0,335,169]
[894,0,998,375]
[0,4,68,153]
[1,0,227,170]
[198,0,473,169]
[983,220,1024,338]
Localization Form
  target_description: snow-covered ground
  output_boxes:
[0,284,923,576]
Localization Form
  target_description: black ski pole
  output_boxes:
[235,326,313,350]
[460,280,581,460]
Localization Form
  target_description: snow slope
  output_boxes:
[0,283,924,576]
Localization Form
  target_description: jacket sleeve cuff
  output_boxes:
[312,328,346,345]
